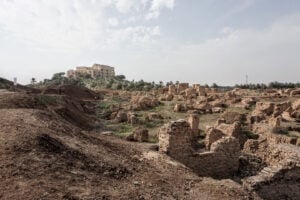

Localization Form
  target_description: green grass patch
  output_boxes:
[97,101,116,110]
[148,135,159,143]
[272,127,289,135]
[107,123,134,138]
[243,131,259,139]
[198,113,221,130]
[287,131,300,138]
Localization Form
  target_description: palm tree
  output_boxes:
[31,78,36,86]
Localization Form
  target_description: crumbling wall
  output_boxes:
[205,122,246,149]
[188,114,199,133]
[158,120,241,179]
[188,137,240,178]
[242,137,300,200]
[243,137,300,165]
[177,83,189,94]
[168,85,176,95]
[158,120,194,161]
[243,160,300,200]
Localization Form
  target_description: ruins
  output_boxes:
[158,119,241,179]
[1,76,300,199]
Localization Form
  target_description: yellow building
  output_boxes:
[67,64,115,79]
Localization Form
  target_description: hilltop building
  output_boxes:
[67,64,115,79]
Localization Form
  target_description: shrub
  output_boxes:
[243,131,259,139]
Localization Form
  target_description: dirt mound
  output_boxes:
[42,84,100,100]
[37,133,130,179]
[52,96,98,130]
[0,92,97,130]
[0,77,40,93]
[0,109,135,199]
[0,93,47,109]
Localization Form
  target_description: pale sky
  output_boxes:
[0,0,300,85]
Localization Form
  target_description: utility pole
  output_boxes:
[245,75,248,85]
[13,77,17,91]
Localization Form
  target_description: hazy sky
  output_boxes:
[0,0,300,85]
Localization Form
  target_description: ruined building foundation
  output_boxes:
[158,119,240,179]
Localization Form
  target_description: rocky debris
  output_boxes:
[115,110,128,123]
[147,112,164,120]
[184,88,197,97]
[273,101,291,117]
[241,97,256,109]
[292,99,300,110]
[177,83,189,94]
[221,111,247,124]
[241,133,300,200]
[269,116,282,128]
[205,127,225,150]
[243,159,300,200]
[158,120,241,179]
[217,122,243,139]
[216,118,226,125]
[127,112,138,125]
[130,96,160,111]
[238,153,267,178]
[196,95,207,103]
[126,127,149,142]
[210,99,227,108]
[243,136,300,166]
[168,85,176,95]
[193,102,212,113]
[198,87,207,97]
[282,110,294,121]
[225,91,237,99]
[166,94,174,101]
[253,102,275,116]
[297,138,300,147]
[290,88,300,96]
[291,110,300,121]
[250,114,266,124]
[211,107,225,113]
[159,94,174,101]
[174,103,186,112]
[291,99,300,121]
[267,133,298,145]
[251,102,275,123]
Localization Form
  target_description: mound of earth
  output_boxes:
[0,92,97,130]
[0,77,40,93]
[42,84,101,100]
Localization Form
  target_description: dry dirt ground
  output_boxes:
[0,90,257,200]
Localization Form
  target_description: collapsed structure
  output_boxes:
[157,111,300,199]
[158,119,240,179]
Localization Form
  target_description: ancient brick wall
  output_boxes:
[159,120,240,179]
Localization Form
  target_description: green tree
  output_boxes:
[211,83,218,88]
[31,77,36,86]
[115,75,126,80]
